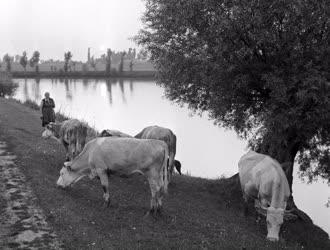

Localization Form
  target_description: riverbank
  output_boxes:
[0,97,329,249]
[9,70,155,79]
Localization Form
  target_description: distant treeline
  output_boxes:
[10,70,155,79]
[0,48,154,78]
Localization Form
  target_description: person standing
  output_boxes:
[40,92,55,127]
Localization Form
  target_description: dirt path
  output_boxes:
[0,141,62,249]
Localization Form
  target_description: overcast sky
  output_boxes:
[0,0,145,61]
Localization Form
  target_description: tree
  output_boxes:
[118,52,126,73]
[90,56,97,71]
[29,51,40,73]
[64,51,72,73]
[71,61,76,72]
[19,51,28,72]
[136,0,330,194]
[106,48,112,75]
[3,54,12,72]
[129,60,134,72]
[0,72,18,97]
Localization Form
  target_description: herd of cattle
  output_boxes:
[42,119,293,241]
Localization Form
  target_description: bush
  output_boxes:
[24,99,40,110]
[0,72,18,97]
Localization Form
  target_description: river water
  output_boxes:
[13,78,330,235]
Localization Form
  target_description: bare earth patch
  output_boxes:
[0,141,62,249]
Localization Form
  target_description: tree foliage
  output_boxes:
[136,0,330,185]
[118,52,126,73]
[90,56,97,71]
[29,51,40,73]
[3,54,12,72]
[19,51,28,72]
[106,48,112,74]
[64,51,73,72]
[0,72,18,97]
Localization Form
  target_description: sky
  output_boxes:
[0,0,145,61]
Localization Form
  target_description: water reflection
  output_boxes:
[12,78,330,235]
[64,79,72,100]
[119,79,127,104]
[105,79,113,104]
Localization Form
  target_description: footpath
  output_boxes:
[0,140,62,249]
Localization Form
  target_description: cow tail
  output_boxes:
[162,145,169,194]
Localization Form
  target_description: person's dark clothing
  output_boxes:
[41,98,55,127]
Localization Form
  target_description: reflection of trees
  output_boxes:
[64,78,72,100]
[34,78,41,100]
[23,78,29,100]
[129,80,134,96]
[119,79,126,104]
[82,79,89,90]
[105,79,113,105]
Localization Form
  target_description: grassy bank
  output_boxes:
[0,97,329,249]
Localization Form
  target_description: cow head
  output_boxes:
[266,207,284,241]
[42,122,57,139]
[56,161,84,188]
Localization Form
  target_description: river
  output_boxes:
[13,78,330,235]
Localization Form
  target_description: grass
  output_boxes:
[13,98,99,140]
[0,97,329,250]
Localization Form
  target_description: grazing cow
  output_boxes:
[238,150,291,241]
[135,126,182,177]
[99,129,133,138]
[56,137,169,214]
[42,119,88,161]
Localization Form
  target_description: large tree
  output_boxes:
[136,0,330,193]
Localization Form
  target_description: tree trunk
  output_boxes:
[259,132,301,209]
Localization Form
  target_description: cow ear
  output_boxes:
[174,160,182,175]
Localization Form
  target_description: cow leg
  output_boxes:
[98,172,110,207]
[146,174,163,216]
[243,194,249,216]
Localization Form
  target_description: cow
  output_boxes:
[238,150,291,241]
[100,126,182,178]
[99,129,133,138]
[56,137,169,215]
[42,119,88,161]
[135,126,182,177]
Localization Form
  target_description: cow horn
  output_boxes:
[64,161,72,171]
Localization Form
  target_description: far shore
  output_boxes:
[8,70,156,79]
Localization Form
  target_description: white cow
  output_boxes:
[100,126,182,178]
[56,137,169,214]
[238,150,291,241]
